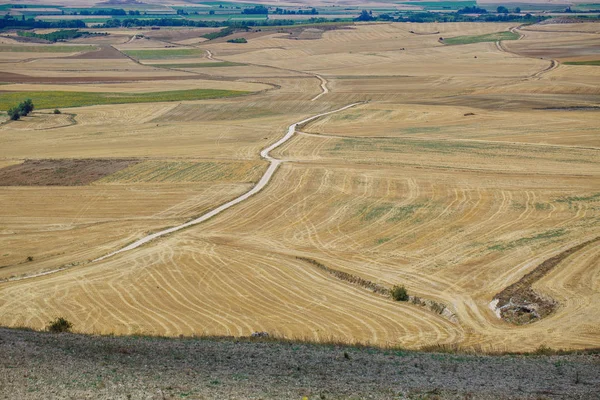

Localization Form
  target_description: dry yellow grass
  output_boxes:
[0,22,598,351]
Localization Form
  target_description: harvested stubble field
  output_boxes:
[0,21,599,362]
[121,48,206,60]
[441,31,520,45]
[0,44,97,53]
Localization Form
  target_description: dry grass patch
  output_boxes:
[99,160,265,184]
[122,48,205,60]
[0,45,97,53]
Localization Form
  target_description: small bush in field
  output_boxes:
[391,285,409,301]
[47,317,73,333]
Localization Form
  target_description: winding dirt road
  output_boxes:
[206,49,329,101]
[94,102,361,262]
[310,75,329,101]
[496,27,559,80]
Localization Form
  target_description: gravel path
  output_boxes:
[1,328,599,399]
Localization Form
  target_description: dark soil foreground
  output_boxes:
[0,328,599,399]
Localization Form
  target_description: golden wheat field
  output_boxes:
[0,21,599,352]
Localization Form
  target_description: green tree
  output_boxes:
[391,285,409,301]
[497,6,509,14]
[357,10,374,21]
[18,98,34,116]
[7,107,20,120]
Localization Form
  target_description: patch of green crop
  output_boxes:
[359,204,394,221]
[375,237,391,244]
[358,203,422,222]
[556,192,600,203]
[0,89,250,110]
[122,48,204,60]
[442,31,519,45]
[146,61,242,68]
[563,60,600,66]
[388,204,422,222]
[0,45,97,53]
[534,203,551,211]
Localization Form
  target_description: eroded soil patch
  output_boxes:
[495,236,600,324]
[0,159,139,186]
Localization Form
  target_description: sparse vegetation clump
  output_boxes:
[391,285,409,301]
[47,317,73,333]
[442,31,519,45]
[53,109,62,114]
[202,27,236,40]
[227,38,248,43]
